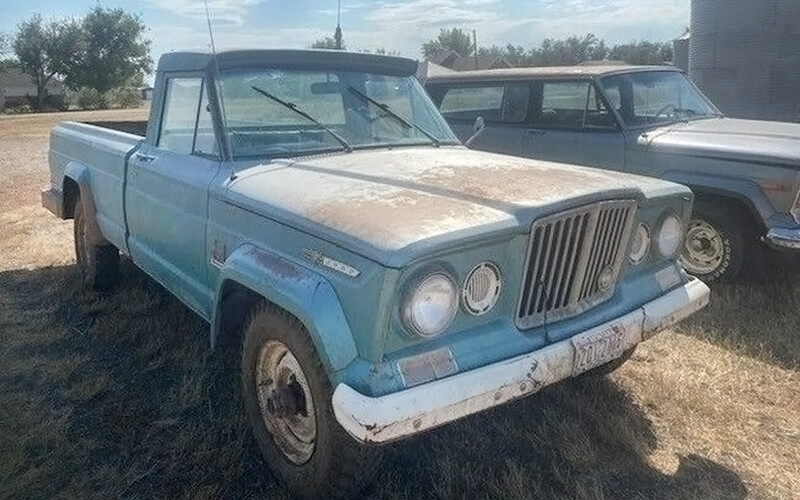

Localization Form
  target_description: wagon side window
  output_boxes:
[439,84,530,124]
[532,81,615,130]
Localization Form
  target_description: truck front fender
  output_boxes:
[211,244,358,373]
[662,171,772,224]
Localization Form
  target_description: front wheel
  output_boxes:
[241,305,383,499]
[679,202,744,282]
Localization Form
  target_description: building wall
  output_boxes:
[689,0,800,123]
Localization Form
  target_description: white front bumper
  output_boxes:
[332,278,710,444]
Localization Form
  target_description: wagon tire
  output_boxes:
[679,201,744,282]
[241,304,383,500]
[73,193,119,290]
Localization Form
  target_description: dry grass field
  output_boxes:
[1,109,799,500]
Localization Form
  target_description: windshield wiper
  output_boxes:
[250,85,353,153]
[345,85,441,147]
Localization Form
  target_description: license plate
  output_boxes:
[571,324,627,376]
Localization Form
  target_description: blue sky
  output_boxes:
[2,0,690,66]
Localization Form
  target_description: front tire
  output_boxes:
[242,304,383,499]
[679,201,744,282]
[73,193,119,290]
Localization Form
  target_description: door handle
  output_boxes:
[135,152,156,163]
[526,129,546,136]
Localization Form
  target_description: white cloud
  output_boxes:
[145,0,688,68]
[534,0,688,41]
[141,0,265,25]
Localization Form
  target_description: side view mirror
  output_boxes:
[464,116,485,148]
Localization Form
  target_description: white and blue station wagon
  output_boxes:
[42,50,709,499]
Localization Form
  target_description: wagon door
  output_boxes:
[522,80,625,171]
[434,82,531,155]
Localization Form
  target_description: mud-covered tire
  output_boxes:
[73,193,119,290]
[679,201,744,283]
[241,304,383,500]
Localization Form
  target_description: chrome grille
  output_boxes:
[516,200,637,330]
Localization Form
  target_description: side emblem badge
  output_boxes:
[303,249,361,278]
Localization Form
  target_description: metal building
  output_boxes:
[689,0,800,123]
[673,31,690,72]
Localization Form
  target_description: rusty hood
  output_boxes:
[642,117,800,169]
[223,147,683,267]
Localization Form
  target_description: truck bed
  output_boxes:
[47,121,144,252]
[82,120,148,137]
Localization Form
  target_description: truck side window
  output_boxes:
[159,77,202,154]
[439,84,529,123]
[533,81,614,129]
[193,81,217,156]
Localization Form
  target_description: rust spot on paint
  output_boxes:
[248,247,302,280]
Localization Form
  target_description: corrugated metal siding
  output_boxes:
[689,0,800,123]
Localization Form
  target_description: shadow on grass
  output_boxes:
[1,262,747,500]
[679,246,800,370]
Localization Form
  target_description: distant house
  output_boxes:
[416,60,455,83]
[138,86,154,101]
[0,69,68,110]
[425,50,512,73]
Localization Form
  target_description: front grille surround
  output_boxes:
[515,200,637,330]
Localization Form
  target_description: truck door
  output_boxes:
[434,82,531,155]
[125,75,220,318]
[522,80,625,171]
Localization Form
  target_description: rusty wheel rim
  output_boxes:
[680,219,724,275]
[255,340,316,465]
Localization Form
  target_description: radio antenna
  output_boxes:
[204,0,234,161]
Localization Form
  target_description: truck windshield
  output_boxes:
[218,69,458,159]
[598,71,720,127]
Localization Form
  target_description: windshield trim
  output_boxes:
[229,140,463,162]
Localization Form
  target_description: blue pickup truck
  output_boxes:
[42,50,709,499]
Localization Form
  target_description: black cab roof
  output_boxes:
[156,49,418,77]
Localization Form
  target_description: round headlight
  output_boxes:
[657,214,683,258]
[402,272,458,337]
[629,223,651,264]
[462,262,501,315]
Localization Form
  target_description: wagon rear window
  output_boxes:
[439,84,529,123]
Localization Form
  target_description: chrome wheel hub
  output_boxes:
[680,219,724,275]
[256,341,316,465]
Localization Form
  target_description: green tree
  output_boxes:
[531,34,608,66]
[311,36,344,50]
[609,40,672,65]
[421,28,474,58]
[12,15,81,110]
[66,7,151,94]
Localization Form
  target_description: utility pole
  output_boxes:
[473,29,478,70]
[334,0,343,50]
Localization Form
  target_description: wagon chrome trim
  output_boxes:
[332,277,709,444]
